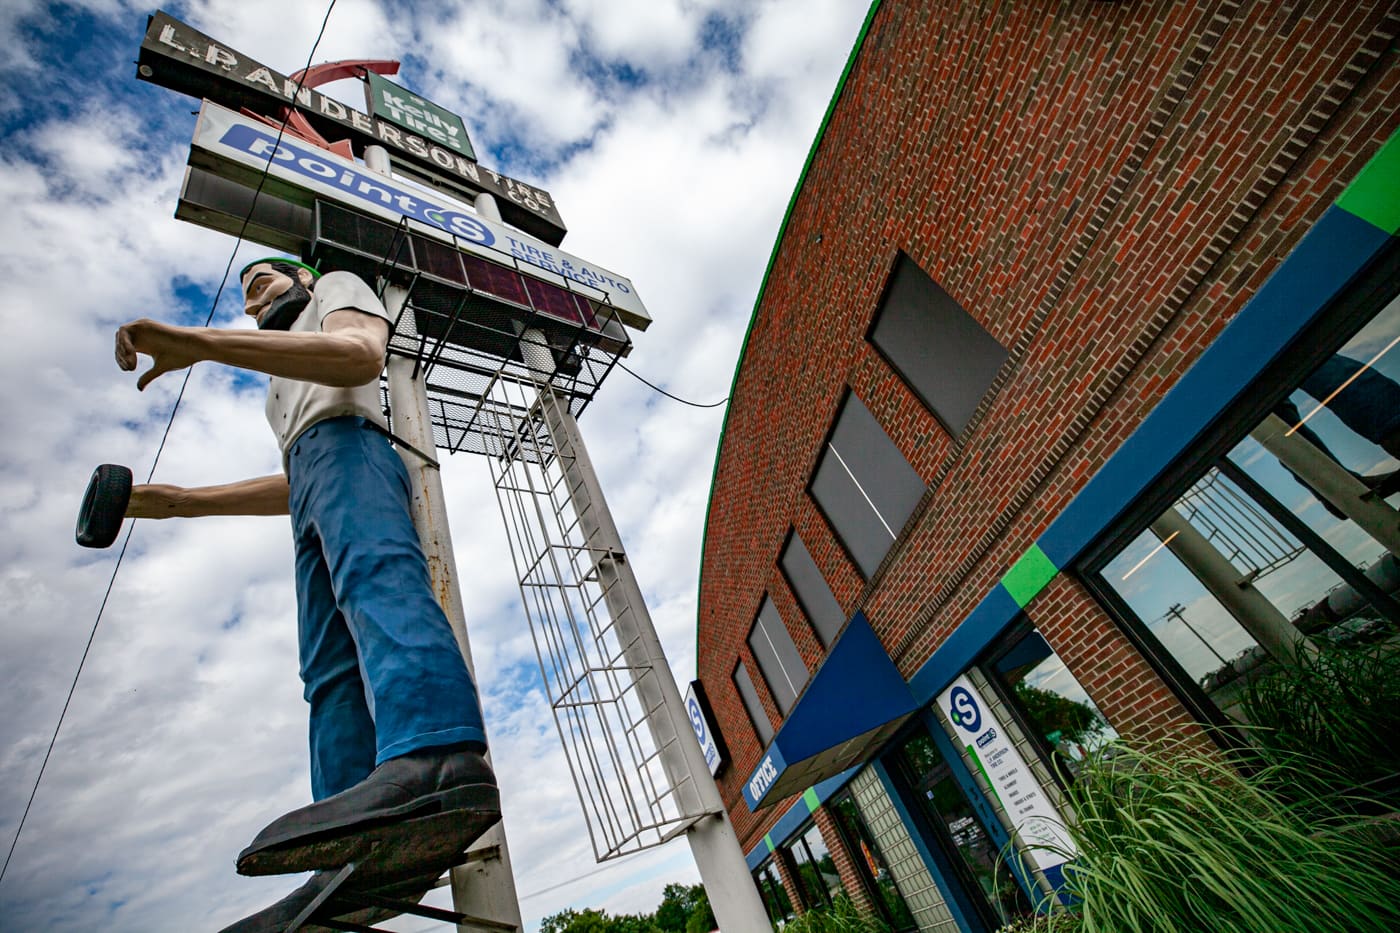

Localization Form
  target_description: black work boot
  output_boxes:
[237,745,500,881]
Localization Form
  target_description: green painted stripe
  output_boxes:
[763,833,774,853]
[965,743,1003,812]
[802,787,820,812]
[1001,542,1059,609]
[694,0,885,669]
[1336,128,1400,235]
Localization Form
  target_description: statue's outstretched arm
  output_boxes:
[115,308,388,391]
[127,473,290,518]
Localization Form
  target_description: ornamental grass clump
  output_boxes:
[1240,642,1400,800]
[1032,740,1400,933]
[778,894,890,933]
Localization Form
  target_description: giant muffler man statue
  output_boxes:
[103,260,498,931]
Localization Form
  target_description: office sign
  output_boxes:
[185,101,651,331]
[366,71,475,161]
[940,675,1076,874]
[741,744,787,810]
[138,10,565,244]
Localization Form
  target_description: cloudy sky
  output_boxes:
[0,0,872,929]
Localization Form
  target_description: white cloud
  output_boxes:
[411,0,605,151]
[561,0,706,68]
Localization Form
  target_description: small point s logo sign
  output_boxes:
[687,696,707,744]
[949,686,982,733]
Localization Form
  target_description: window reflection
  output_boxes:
[831,793,917,931]
[782,822,846,910]
[896,732,1033,926]
[753,859,793,925]
[1096,291,1400,769]
[993,631,1118,777]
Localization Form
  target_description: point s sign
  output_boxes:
[684,682,723,777]
[947,685,982,733]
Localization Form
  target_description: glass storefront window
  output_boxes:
[753,859,794,925]
[1105,525,1265,699]
[784,823,845,908]
[896,732,1034,928]
[830,793,917,931]
[992,629,1118,778]
[1093,290,1400,786]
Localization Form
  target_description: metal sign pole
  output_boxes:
[484,259,766,928]
[369,146,524,933]
[529,384,772,932]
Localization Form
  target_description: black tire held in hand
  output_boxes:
[76,464,133,548]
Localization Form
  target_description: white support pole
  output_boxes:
[1252,413,1400,557]
[368,146,524,933]
[519,324,771,932]
[1152,505,1316,664]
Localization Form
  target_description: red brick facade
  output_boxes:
[698,0,1400,861]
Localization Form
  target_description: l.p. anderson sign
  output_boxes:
[138,10,566,245]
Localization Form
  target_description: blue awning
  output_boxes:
[742,612,917,810]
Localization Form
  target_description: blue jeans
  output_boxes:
[288,416,487,800]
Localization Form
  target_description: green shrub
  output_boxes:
[1240,643,1400,799]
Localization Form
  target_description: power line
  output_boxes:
[0,0,341,890]
[617,360,728,409]
[517,848,655,901]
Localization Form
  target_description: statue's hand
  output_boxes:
[116,319,198,390]
[126,483,188,519]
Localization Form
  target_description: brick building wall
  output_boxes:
[699,0,1400,857]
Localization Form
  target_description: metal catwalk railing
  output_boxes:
[1177,467,1304,581]
[480,373,708,861]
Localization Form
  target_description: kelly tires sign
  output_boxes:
[366,71,475,161]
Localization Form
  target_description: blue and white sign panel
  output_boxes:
[742,743,787,810]
[684,684,722,777]
[188,100,652,330]
[939,674,1075,875]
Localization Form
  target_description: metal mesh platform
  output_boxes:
[307,199,708,862]
[1177,467,1304,581]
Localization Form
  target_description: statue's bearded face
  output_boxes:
[242,263,313,331]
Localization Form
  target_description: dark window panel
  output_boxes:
[811,393,926,578]
[782,531,846,646]
[749,597,808,713]
[828,394,926,529]
[812,452,888,577]
[870,254,1008,436]
[734,660,773,744]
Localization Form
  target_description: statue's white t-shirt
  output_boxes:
[264,271,390,467]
